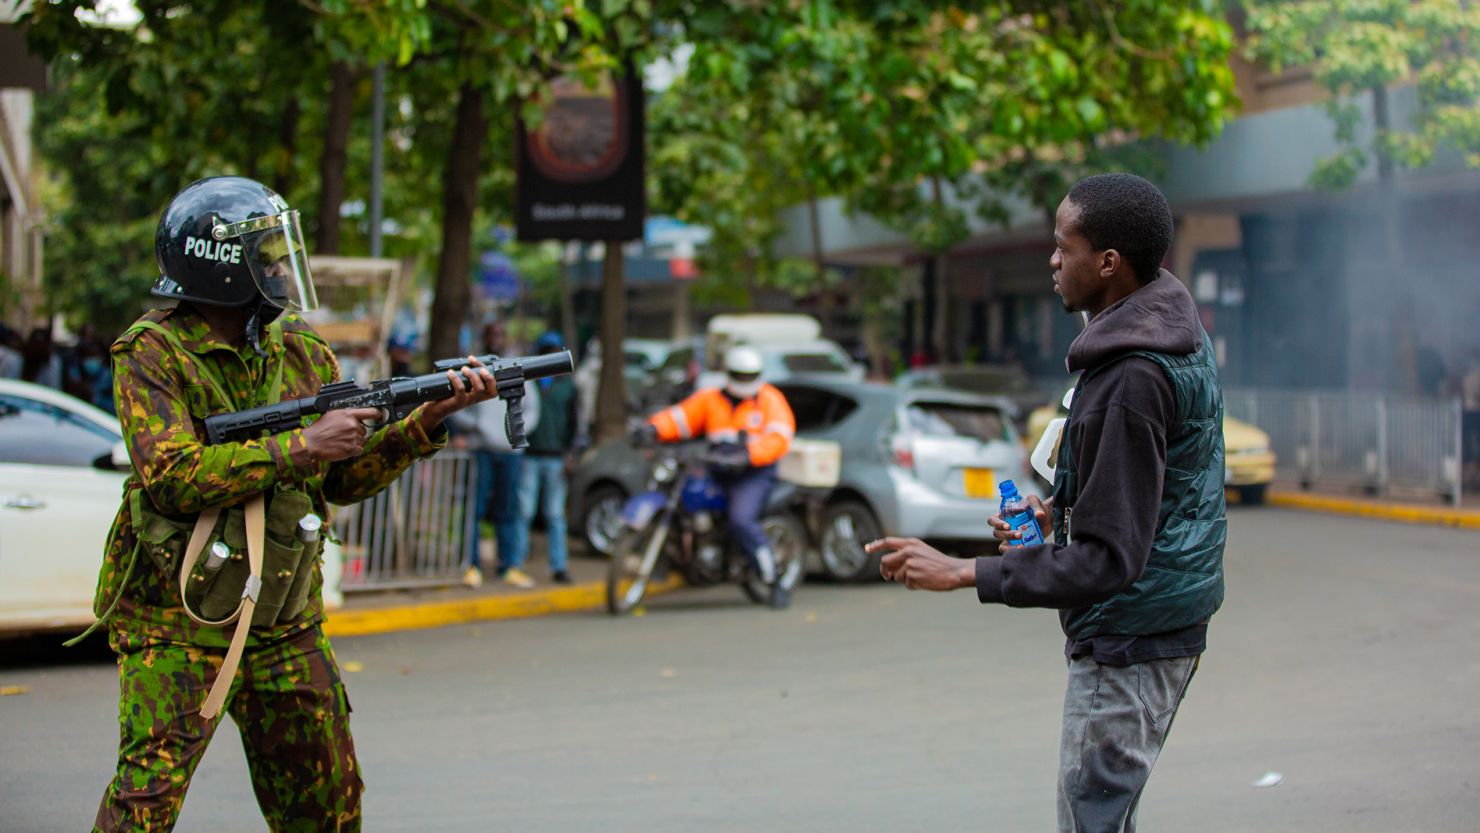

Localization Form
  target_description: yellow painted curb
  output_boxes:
[1269,491,1480,530]
[323,575,686,638]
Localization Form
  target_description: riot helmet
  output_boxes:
[153,176,318,314]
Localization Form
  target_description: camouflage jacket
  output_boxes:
[95,305,446,646]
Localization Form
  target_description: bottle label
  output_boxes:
[1005,510,1044,547]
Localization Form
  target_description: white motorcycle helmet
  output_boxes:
[724,345,765,399]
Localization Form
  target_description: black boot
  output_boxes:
[768,579,791,610]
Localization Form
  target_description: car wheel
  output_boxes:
[1236,484,1268,506]
[818,500,883,583]
[582,484,628,556]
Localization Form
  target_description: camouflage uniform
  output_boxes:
[91,305,445,832]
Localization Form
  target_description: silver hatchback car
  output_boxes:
[569,377,1041,582]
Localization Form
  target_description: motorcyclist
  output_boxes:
[633,345,796,608]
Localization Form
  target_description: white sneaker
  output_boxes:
[462,567,484,588]
[501,568,536,589]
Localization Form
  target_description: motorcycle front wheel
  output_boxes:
[741,513,808,604]
[606,519,672,615]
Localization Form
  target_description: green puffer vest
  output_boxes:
[1053,332,1227,639]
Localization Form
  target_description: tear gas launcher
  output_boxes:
[202,351,575,449]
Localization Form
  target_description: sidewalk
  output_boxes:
[1265,483,1480,530]
[324,535,681,638]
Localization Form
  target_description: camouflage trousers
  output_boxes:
[93,624,362,832]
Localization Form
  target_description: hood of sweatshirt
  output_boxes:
[1066,269,1202,373]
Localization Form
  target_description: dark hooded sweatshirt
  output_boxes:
[975,270,1209,665]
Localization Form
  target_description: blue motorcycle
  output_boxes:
[606,443,808,615]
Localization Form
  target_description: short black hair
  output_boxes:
[1066,173,1174,283]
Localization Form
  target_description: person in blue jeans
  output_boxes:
[449,322,541,588]
[514,331,586,584]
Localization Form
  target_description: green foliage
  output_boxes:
[651,1,1236,336]
[1245,0,1480,187]
[24,1,649,335]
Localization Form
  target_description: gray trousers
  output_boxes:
[1057,654,1200,833]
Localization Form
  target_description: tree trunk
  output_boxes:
[317,62,356,255]
[929,176,951,363]
[559,251,578,354]
[428,82,486,367]
[273,97,301,197]
[1373,84,1418,394]
[595,241,629,444]
[931,251,950,363]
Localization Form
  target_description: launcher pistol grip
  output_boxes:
[495,365,528,449]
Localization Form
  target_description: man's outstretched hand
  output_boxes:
[867,537,974,592]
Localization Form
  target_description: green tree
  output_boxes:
[653,1,1237,360]
[1244,0,1480,188]
[1243,0,1480,391]
[25,0,374,331]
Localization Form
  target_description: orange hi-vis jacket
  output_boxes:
[650,384,796,467]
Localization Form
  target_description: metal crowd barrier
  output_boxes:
[334,450,478,591]
[1224,388,1463,506]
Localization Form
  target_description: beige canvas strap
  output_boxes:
[174,495,265,718]
[177,506,224,625]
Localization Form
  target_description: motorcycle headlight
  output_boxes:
[652,457,679,484]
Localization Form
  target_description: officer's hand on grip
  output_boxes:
[303,407,385,462]
[705,441,750,472]
[988,495,1052,554]
[630,422,659,446]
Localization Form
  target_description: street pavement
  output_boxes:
[3,506,1479,832]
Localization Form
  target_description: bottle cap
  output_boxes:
[205,541,230,571]
[999,479,1019,497]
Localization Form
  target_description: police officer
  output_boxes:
[636,345,797,608]
[86,176,497,831]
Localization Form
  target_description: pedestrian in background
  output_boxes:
[21,326,61,388]
[870,174,1225,833]
[515,331,585,584]
[65,325,114,413]
[449,321,541,589]
[387,332,415,377]
[1462,353,1480,487]
[0,324,22,379]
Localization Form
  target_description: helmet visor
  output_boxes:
[242,211,318,312]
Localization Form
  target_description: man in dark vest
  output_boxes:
[868,173,1225,833]
[515,330,586,583]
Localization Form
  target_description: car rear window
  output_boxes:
[782,352,850,374]
[904,402,1009,442]
[0,395,118,467]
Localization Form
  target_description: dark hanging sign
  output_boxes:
[516,68,645,242]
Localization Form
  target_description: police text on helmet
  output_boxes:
[184,236,243,265]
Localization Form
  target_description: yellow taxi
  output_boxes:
[1025,387,1276,504]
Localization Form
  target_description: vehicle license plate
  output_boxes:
[963,467,996,498]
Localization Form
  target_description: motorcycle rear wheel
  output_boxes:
[607,522,671,615]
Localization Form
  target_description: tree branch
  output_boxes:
[1097,2,1175,62]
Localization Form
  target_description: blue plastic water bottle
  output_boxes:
[998,479,1044,548]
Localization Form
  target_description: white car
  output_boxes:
[0,378,346,636]
[0,379,126,634]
